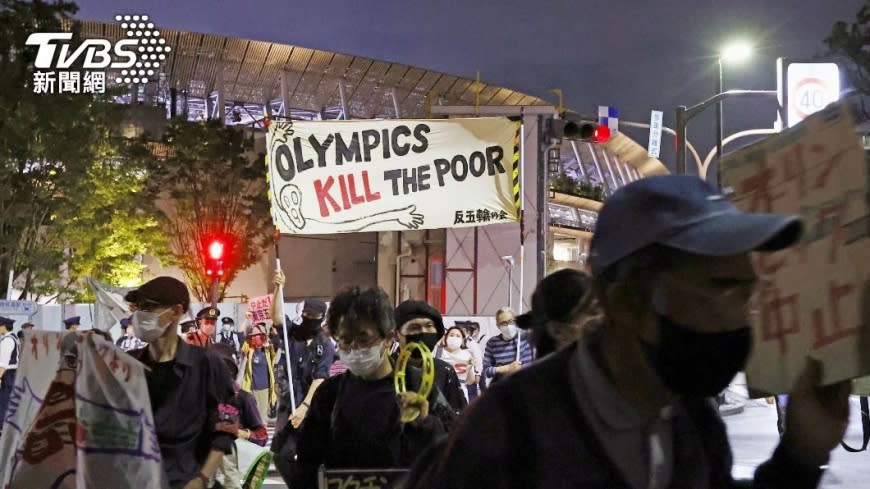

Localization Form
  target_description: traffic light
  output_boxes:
[205,238,225,278]
[549,113,611,143]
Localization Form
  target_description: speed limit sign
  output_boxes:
[779,60,840,128]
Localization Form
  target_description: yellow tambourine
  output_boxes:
[393,341,436,423]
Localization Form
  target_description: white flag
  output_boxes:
[87,278,133,332]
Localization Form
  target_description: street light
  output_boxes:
[716,40,753,188]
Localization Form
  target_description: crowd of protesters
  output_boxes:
[0,175,857,489]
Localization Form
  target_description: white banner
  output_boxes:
[1,333,165,488]
[0,331,65,488]
[267,118,520,234]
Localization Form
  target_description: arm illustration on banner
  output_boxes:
[275,183,424,233]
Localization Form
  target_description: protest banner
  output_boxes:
[247,294,273,324]
[0,331,65,488]
[74,334,165,488]
[1,332,165,488]
[721,101,870,395]
[267,118,520,234]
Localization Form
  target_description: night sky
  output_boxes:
[74,0,865,173]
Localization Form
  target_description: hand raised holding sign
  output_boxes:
[783,358,852,466]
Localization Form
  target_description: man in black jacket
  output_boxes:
[292,287,443,489]
[424,176,851,489]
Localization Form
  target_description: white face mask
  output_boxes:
[132,309,173,343]
[499,323,518,340]
[342,343,385,378]
[446,336,463,350]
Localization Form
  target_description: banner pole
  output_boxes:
[518,122,526,315]
[276,253,297,410]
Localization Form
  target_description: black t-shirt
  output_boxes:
[145,359,177,411]
[329,374,402,467]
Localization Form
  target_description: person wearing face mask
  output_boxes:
[289,286,445,489]
[238,322,277,427]
[216,317,241,356]
[422,175,852,489]
[270,292,336,432]
[482,307,533,385]
[190,307,220,347]
[123,276,236,489]
[394,300,467,416]
[433,327,477,402]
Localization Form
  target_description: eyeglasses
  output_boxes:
[337,335,383,352]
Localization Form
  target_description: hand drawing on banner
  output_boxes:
[276,183,424,232]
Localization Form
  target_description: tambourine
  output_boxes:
[393,341,436,423]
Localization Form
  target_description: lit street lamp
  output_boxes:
[716,40,753,187]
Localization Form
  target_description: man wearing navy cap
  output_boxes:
[0,316,19,427]
[62,316,80,331]
[426,175,852,489]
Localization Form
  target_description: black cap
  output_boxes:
[589,175,803,276]
[221,317,235,325]
[395,300,444,336]
[124,276,191,311]
[0,316,13,328]
[196,307,220,320]
[302,300,327,318]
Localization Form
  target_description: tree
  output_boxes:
[0,0,167,301]
[826,1,870,95]
[137,119,273,302]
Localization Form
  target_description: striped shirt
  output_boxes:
[483,334,533,379]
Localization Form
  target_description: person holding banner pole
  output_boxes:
[270,272,334,432]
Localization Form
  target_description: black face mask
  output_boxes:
[404,332,441,356]
[292,317,322,341]
[639,313,752,397]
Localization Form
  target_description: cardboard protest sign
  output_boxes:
[247,295,273,323]
[721,101,870,394]
[267,118,520,234]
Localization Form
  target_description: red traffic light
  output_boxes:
[208,240,225,260]
[593,125,611,143]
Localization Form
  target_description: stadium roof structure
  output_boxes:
[77,20,668,180]
[79,20,549,124]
